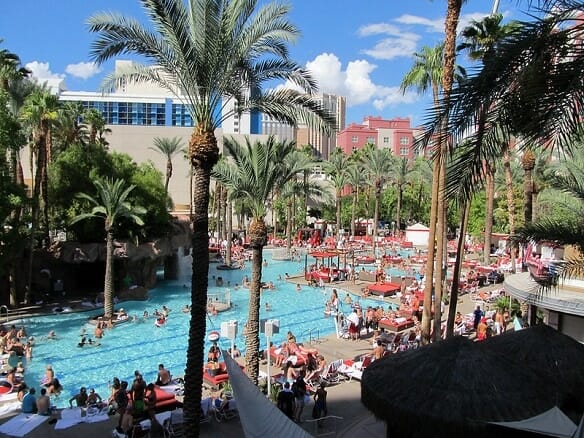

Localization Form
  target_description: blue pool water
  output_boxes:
[16,250,405,407]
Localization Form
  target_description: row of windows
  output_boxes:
[351,135,411,145]
[80,101,166,126]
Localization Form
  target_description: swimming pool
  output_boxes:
[17,250,406,407]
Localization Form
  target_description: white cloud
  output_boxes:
[395,11,494,35]
[277,52,415,111]
[25,61,65,82]
[357,23,420,60]
[65,62,102,80]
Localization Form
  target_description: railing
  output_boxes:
[303,415,344,437]
[299,327,321,345]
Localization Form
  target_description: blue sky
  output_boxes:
[1,0,529,126]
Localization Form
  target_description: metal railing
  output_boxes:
[303,415,344,437]
[299,327,321,345]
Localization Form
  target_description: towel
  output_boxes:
[0,413,49,437]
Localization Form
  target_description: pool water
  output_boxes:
[17,250,406,407]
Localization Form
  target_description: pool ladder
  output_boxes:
[301,327,321,345]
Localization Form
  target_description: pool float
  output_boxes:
[207,331,220,342]
[0,380,12,394]
[154,318,166,328]
[52,306,72,313]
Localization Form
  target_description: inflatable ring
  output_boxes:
[207,331,220,342]
[0,380,13,394]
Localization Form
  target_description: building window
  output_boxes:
[400,137,410,145]
[383,137,389,143]
[400,147,409,156]
[366,136,376,144]
[351,136,358,143]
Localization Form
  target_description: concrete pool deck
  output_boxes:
[0,275,499,437]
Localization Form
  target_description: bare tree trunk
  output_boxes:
[432,160,446,341]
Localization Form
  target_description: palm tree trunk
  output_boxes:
[351,188,357,238]
[432,161,446,341]
[396,185,403,233]
[373,181,380,254]
[245,218,266,385]
[225,201,233,266]
[165,158,172,195]
[184,165,212,435]
[104,229,115,318]
[446,200,470,337]
[503,150,516,272]
[421,159,440,344]
[336,190,342,239]
[483,164,495,265]
[286,200,293,251]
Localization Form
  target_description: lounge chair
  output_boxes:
[319,359,346,386]
[339,354,373,382]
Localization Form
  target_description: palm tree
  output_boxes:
[360,146,393,254]
[458,13,520,266]
[20,85,59,290]
[322,149,351,238]
[513,153,584,282]
[150,137,184,197]
[88,1,334,430]
[82,108,108,145]
[0,41,30,92]
[387,157,411,233]
[70,179,145,318]
[345,161,364,239]
[212,136,305,383]
[55,101,88,151]
[400,42,447,343]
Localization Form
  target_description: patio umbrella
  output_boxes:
[361,335,556,438]
[482,324,584,421]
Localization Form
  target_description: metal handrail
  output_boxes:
[298,327,321,345]
[304,415,344,437]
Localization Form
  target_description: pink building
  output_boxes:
[336,116,424,160]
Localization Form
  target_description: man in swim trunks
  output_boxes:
[155,364,171,386]
[131,371,147,414]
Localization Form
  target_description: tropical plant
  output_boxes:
[360,145,393,252]
[70,179,145,317]
[150,136,184,198]
[322,149,351,237]
[458,13,521,266]
[212,136,308,384]
[512,153,584,283]
[88,1,334,430]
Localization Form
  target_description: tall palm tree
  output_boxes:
[345,160,363,239]
[387,157,410,233]
[458,13,520,266]
[212,136,304,383]
[82,108,108,145]
[150,136,184,197]
[360,146,393,254]
[55,101,88,151]
[70,179,145,317]
[88,1,334,430]
[0,41,30,92]
[400,42,447,343]
[322,149,351,238]
[513,153,584,282]
[20,85,59,290]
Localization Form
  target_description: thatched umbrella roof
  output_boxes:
[361,335,556,438]
[482,324,584,420]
